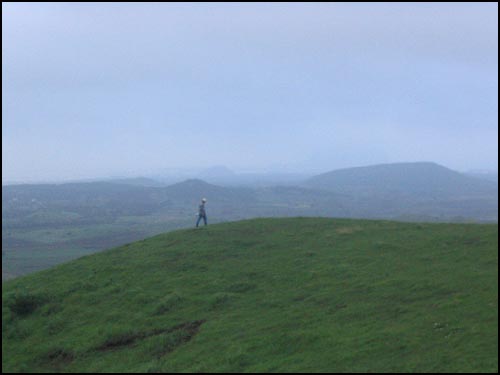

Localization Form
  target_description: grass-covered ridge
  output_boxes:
[2,218,498,373]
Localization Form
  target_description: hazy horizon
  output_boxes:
[2,161,498,186]
[3,3,498,183]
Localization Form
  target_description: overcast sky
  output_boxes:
[2,2,498,182]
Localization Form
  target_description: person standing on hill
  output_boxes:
[196,198,207,227]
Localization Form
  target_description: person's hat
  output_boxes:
[202,198,207,202]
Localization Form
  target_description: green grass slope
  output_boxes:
[2,218,498,373]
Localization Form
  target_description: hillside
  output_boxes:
[2,218,498,373]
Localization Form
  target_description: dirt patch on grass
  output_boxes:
[41,348,75,370]
[97,320,206,352]
[47,349,75,364]
[225,282,256,293]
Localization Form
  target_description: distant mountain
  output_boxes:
[300,162,498,222]
[159,179,257,207]
[304,162,498,197]
[195,166,310,187]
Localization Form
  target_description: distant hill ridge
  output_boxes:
[163,179,257,204]
[3,162,498,228]
[304,161,498,196]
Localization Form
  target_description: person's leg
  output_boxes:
[203,215,207,226]
[196,215,201,227]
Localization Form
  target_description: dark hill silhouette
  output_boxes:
[161,179,257,204]
[304,162,498,198]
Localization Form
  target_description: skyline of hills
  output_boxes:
[303,161,498,195]
[3,161,498,187]
[4,161,498,224]
[3,161,498,279]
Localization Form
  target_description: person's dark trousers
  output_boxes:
[196,214,207,227]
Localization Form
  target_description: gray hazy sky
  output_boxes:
[2,2,498,182]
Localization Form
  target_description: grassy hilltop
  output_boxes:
[2,218,498,373]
